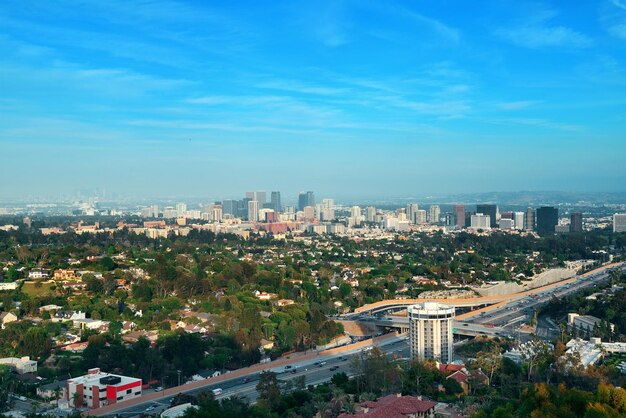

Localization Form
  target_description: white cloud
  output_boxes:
[497,7,591,48]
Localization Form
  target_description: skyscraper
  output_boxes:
[408,302,454,363]
[476,204,498,228]
[298,191,315,211]
[222,199,236,216]
[428,205,440,224]
[406,203,419,224]
[452,204,465,228]
[569,212,583,233]
[366,206,376,223]
[471,213,491,229]
[247,200,259,222]
[513,212,525,230]
[613,213,626,233]
[270,191,281,212]
[536,206,558,234]
[351,206,362,226]
[524,207,535,231]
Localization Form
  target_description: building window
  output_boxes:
[127,389,132,394]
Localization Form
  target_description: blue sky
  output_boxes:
[1,0,626,200]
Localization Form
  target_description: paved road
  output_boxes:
[88,335,408,417]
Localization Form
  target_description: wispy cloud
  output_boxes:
[497,100,540,110]
[496,7,591,48]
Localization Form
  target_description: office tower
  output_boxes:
[163,207,177,218]
[614,213,626,232]
[476,204,498,228]
[270,191,282,212]
[415,210,427,224]
[499,218,514,229]
[212,205,223,222]
[140,207,152,218]
[366,206,376,223]
[471,213,491,229]
[284,206,295,214]
[246,191,266,205]
[570,212,583,233]
[445,213,456,226]
[222,200,236,216]
[322,198,334,209]
[176,203,187,216]
[524,207,535,231]
[452,204,465,228]
[151,205,159,218]
[513,212,525,230]
[298,191,315,211]
[428,205,440,224]
[406,203,419,224]
[303,206,315,221]
[321,208,335,221]
[500,211,513,219]
[408,302,455,363]
[536,206,558,234]
[247,200,259,222]
[351,206,362,226]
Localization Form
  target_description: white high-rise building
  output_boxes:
[408,302,455,363]
[247,200,259,222]
[322,198,334,209]
[212,205,223,222]
[415,209,427,224]
[406,203,419,224]
[513,212,525,230]
[176,203,187,216]
[614,213,626,233]
[428,205,440,224]
[303,205,316,221]
[471,213,491,229]
[366,206,376,223]
[351,206,362,226]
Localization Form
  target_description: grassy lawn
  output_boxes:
[21,281,59,297]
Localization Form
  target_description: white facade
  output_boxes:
[0,356,37,374]
[428,205,440,224]
[247,200,259,222]
[408,302,455,363]
[499,218,515,229]
[513,212,525,230]
[415,210,427,224]
[470,214,491,229]
[66,368,142,409]
[614,213,626,233]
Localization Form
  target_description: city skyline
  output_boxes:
[1,1,626,198]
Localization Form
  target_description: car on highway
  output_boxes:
[330,366,339,371]
[153,386,163,392]
[212,388,223,396]
[318,361,327,367]
[145,405,155,412]
[242,377,251,383]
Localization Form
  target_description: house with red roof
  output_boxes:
[339,394,437,418]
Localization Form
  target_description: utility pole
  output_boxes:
[177,370,181,387]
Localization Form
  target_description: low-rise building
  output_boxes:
[568,313,614,333]
[66,368,142,409]
[0,312,18,329]
[0,356,37,374]
[339,394,437,418]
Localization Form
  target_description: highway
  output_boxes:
[90,336,410,417]
[87,263,624,417]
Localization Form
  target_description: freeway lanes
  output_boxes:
[353,262,625,315]
[90,335,409,417]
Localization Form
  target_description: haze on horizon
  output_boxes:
[1,1,626,200]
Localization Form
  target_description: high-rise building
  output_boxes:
[298,191,315,211]
[322,198,334,209]
[614,213,626,233]
[270,191,282,212]
[366,206,376,223]
[406,203,419,224]
[428,205,440,224]
[414,210,427,224]
[351,206,362,226]
[176,203,187,216]
[471,213,491,229]
[570,212,583,233]
[211,205,223,222]
[222,200,236,216]
[499,218,514,229]
[247,200,259,222]
[303,205,315,221]
[524,207,535,231]
[536,206,558,234]
[476,204,498,228]
[408,302,455,363]
[452,204,465,228]
[513,212,525,230]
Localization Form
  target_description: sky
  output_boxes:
[1,0,626,200]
